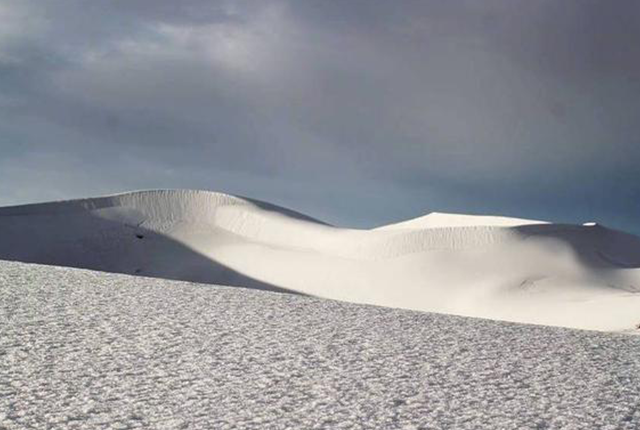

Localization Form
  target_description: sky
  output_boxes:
[1,0,639,233]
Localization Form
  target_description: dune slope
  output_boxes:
[0,189,639,331]
[2,260,640,429]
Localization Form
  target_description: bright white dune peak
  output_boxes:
[377,212,547,229]
[1,189,639,332]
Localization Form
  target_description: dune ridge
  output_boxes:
[1,189,639,331]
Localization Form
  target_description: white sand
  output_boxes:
[2,260,640,429]
[1,189,639,332]
[375,211,547,229]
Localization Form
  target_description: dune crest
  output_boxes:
[376,211,547,229]
[1,189,639,332]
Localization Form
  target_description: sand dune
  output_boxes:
[1,189,639,331]
[3,260,639,429]
[375,211,547,229]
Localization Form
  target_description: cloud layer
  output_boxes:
[1,0,639,231]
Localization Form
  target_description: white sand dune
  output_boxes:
[375,211,547,229]
[2,260,640,429]
[1,189,639,332]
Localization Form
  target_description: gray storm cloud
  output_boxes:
[0,0,639,231]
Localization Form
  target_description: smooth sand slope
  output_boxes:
[2,260,640,429]
[1,189,639,331]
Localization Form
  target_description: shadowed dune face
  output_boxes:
[515,223,640,270]
[0,189,639,331]
[0,217,295,294]
[0,196,297,294]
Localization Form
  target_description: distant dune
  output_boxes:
[1,189,639,332]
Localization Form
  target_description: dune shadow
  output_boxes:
[513,223,640,270]
[0,210,303,295]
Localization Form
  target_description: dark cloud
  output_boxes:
[0,0,639,233]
